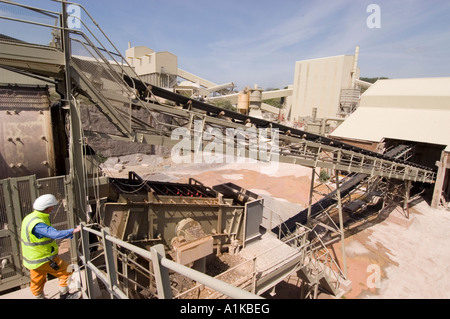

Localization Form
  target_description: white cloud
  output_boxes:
[187,1,362,88]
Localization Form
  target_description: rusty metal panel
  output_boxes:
[0,86,56,179]
[101,204,132,241]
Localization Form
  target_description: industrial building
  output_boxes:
[123,43,373,132]
[331,77,450,209]
[288,53,359,122]
[282,47,373,133]
[207,46,372,134]
[125,44,235,98]
[126,45,178,89]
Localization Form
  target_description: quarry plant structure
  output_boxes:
[0,0,449,301]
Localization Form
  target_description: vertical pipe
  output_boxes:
[61,0,87,223]
[351,46,360,88]
[61,0,77,266]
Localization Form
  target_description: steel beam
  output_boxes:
[0,41,64,78]
[335,170,347,279]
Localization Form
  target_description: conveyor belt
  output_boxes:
[0,2,437,184]
[126,76,434,172]
[271,145,414,238]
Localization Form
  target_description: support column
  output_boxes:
[61,1,87,222]
[432,151,449,208]
[403,180,411,218]
[306,167,316,224]
[335,170,347,279]
[61,0,87,273]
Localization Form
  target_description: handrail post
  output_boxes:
[335,170,348,279]
[101,227,119,299]
[150,244,173,299]
[80,223,94,299]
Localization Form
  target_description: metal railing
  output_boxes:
[79,223,263,299]
[0,0,62,48]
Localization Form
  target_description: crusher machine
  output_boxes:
[84,171,319,299]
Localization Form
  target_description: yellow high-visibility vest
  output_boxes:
[20,210,58,270]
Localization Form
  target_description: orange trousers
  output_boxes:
[29,256,73,297]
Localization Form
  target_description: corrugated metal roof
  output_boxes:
[362,77,450,99]
[331,77,450,151]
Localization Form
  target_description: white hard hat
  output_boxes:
[33,194,58,211]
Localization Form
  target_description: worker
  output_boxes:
[21,194,81,299]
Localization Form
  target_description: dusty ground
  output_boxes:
[336,201,450,299]
[101,153,450,299]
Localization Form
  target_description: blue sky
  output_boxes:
[3,0,450,90]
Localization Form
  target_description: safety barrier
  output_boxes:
[79,223,263,299]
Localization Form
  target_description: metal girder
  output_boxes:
[70,62,134,139]
[0,41,65,78]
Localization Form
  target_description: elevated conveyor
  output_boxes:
[271,144,415,238]
[0,2,436,184]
